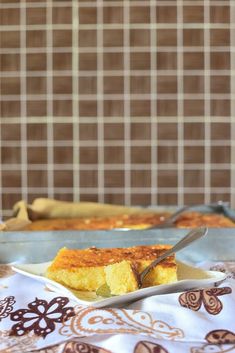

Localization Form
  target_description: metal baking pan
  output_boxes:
[0,228,235,264]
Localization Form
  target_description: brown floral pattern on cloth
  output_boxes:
[59,305,184,340]
[0,296,15,321]
[0,330,39,353]
[206,330,235,344]
[9,296,75,338]
[210,263,235,280]
[190,329,235,353]
[178,287,232,315]
[0,264,15,278]
[134,340,169,353]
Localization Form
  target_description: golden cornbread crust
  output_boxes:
[46,245,177,292]
[23,211,235,231]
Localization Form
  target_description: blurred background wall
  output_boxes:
[0,0,234,218]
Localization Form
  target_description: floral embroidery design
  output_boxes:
[206,330,235,345]
[10,296,75,338]
[179,287,232,315]
[59,305,184,340]
[0,330,38,353]
[62,339,112,353]
[210,263,235,280]
[190,329,235,353]
[0,296,15,321]
[134,340,169,353]
[0,264,15,278]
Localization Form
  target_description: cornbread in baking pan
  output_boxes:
[46,245,177,294]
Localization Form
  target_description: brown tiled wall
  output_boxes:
[0,1,235,218]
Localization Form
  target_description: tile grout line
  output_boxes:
[150,0,157,206]
[177,0,184,206]
[72,0,80,202]
[20,0,28,202]
[97,0,104,203]
[46,0,54,199]
[204,0,211,203]
[230,0,235,208]
[123,0,131,206]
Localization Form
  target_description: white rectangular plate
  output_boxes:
[12,261,227,308]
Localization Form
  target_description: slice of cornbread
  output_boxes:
[104,260,140,295]
[46,245,177,293]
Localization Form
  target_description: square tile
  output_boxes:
[158,170,178,187]
[1,147,21,164]
[2,170,21,188]
[54,146,73,164]
[157,123,178,140]
[131,146,151,164]
[26,7,46,24]
[131,194,152,206]
[130,122,151,140]
[184,122,204,140]
[103,76,124,94]
[54,170,73,188]
[26,30,46,47]
[79,101,97,117]
[184,146,205,164]
[79,7,97,24]
[131,170,151,187]
[157,194,178,205]
[104,146,124,164]
[79,194,99,203]
[157,29,177,46]
[211,146,230,164]
[53,53,72,70]
[53,76,72,94]
[104,123,124,140]
[211,170,230,187]
[156,6,177,23]
[210,6,230,23]
[184,76,204,93]
[49,194,74,202]
[211,100,230,116]
[157,100,178,116]
[53,100,72,117]
[211,123,231,140]
[1,124,21,140]
[0,8,20,25]
[103,6,123,23]
[183,29,204,46]
[130,100,151,117]
[130,52,150,70]
[1,54,20,71]
[184,52,204,70]
[27,101,47,116]
[53,30,72,47]
[79,147,98,164]
[158,146,178,164]
[28,170,47,188]
[104,170,124,187]
[27,77,47,94]
[1,77,20,95]
[157,76,177,94]
[130,6,150,23]
[27,123,47,140]
[184,100,204,116]
[211,76,230,94]
[52,7,72,24]
[210,193,231,204]
[130,29,150,47]
[183,6,204,23]
[103,29,123,47]
[2,194,22,212]
[104,194,125,205]
[103,53,123,70]
[79,30,97,47]
[210,52,230,70]
[1,101,20,117]
[210,29,230,46]
[157,52,177,70]
[79,76,97,94]
[27,146,47,164]
[79,123,98,140]
[104,100,124,117]
[27,53,47,71]
[54,123,73,141]
[184,170,204,187]
[80,170,98,188]
[79,53,97,70]
[184,193,205,205]
[0,31,20,48]
[130,76,150,94]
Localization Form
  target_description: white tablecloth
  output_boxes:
[0,261,235,353]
